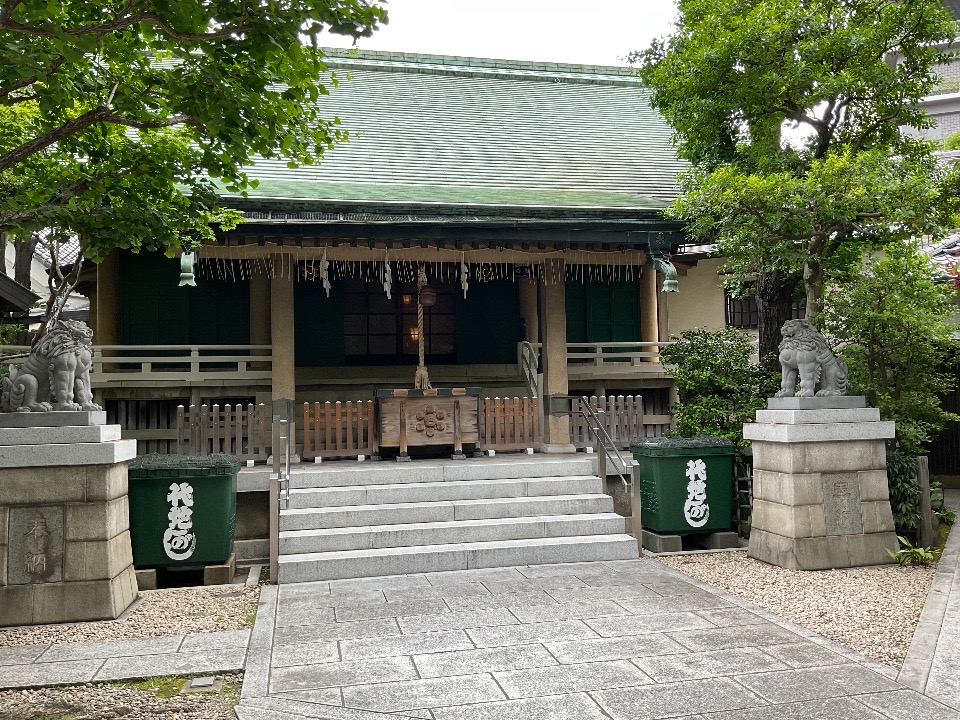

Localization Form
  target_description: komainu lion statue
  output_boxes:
[1,319,102,412]
[775,318,849,398]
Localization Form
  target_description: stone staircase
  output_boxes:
[277,455,638,582]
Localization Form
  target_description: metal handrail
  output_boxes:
[269,399,294,585]
[551,394,633,488]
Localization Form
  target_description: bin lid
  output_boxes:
[129,453,242,477]
[630,435,737,456]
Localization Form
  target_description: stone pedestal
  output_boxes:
[743,397,899,571]
[0,411,139,626]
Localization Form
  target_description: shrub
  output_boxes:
[887,449,921,538]
[661,327,779,446]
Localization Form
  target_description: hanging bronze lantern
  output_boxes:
[418,285,437,307]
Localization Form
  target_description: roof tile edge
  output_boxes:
[320,47,641,86]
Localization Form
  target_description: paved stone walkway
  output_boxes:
[235,559,959,720]
[0,629,249,689]
[898,489,960,709]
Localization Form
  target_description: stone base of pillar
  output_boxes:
[0,412,139,626]
[744,397,899,571]
[541,443,577,454]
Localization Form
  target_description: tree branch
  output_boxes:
[0,105,111,172]
[0,2,250,42]
[0,55,66,101]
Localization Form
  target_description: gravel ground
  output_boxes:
[0,673,241,720]
[0,585,260,647]
[656,551,936,668]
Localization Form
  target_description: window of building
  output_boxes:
[725,290,804,329]
[343,277,456,364]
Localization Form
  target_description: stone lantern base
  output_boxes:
[0,412,138,626]
[744,397,899,571]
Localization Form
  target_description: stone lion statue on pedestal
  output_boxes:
[775,318,849,398]
[1,319,102,412]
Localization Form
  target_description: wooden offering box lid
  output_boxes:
[375,387,481,399]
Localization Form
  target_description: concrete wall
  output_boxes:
[660,258,727,338]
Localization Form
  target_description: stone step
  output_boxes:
[278,494,615,532]
[285,475,603,509]
[277,534,640,582]
[279,512,628,554]
[282,456,598,489]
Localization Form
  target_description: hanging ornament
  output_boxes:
[460,252,469,299]
[383,253,393,299]
[319,249,331,298]
[179,251,197,287]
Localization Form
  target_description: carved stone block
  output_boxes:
[821,474,864,536]
[7,506,64,585]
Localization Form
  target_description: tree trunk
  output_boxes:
[0,231,7,276]
[755,270,801,372]
[803,259,824,319]
[13,233,37,290]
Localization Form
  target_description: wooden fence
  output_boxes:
[176,403,269,463]
[302,401,379,461]
[479,397,540,452]
[571,395,672,449]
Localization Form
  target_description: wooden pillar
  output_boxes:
[94,251,120,346]
[640,264,660,362]
[270,254,296,401]
[518,278,539,344]
[250,269,271,369]
[539,259,574,452]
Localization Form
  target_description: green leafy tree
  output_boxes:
[634,0,959,366]
[822,242,959,455]
[0,0,387,261]
[661,327,779,446]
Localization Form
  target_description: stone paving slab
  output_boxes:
[0,629,250,689]
[271,640,340,668]
[594,676,768,719]
[94,646,248,681]
[431,692,610,720]
[411,644,557,678]
[494,658,653,698]
[631,646,790,683]
[341,674,506,713]
[395,607,517,634]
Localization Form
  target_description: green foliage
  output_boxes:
[0,0,386,259]
[822,243,960,454]
[945,130,960,152]
[886,535,940,567]
[660,327,779,446]
[633,0,959,349]
[886,450,922,536]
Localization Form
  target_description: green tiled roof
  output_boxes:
[231,50,685,215]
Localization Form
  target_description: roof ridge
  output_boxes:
[320,47,640,85]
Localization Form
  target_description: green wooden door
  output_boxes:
[456,280,520,364]
[294,279,345,366]
[566,280,640,344]
[119,251,249,345]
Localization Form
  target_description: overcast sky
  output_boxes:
[321,0,680,66]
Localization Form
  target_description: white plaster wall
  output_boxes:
[660,257,726,338]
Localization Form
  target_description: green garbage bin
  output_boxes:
[630,436,737,534]
[128,454,240,568]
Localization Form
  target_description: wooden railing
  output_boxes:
[571,395,672,449]
[521,341,673,379]
[302,400,379,461]
[479,397,540,452]
[177,403,270,463]
[90,344,272,387]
